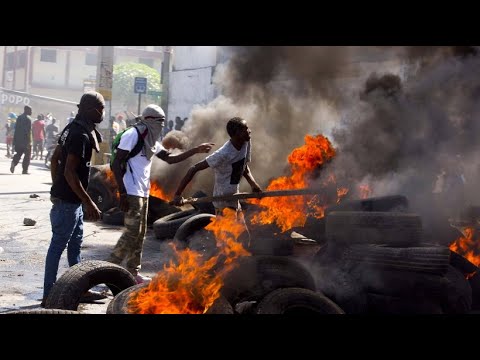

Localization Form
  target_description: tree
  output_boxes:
[112,62,162,114]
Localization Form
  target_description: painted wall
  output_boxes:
[167,46,217,122]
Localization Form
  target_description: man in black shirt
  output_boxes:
[41,91,105,307]
[10,105,33,174]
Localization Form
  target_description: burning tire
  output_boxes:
[107,282,234,314]
[221,255,316,305]
[254,287,345,314]
[45,260,137,311]
[153,209,199,240]
[449,250,478,276]
[326,211,422,247]
[2,309,79,314]
[174,213,216,243]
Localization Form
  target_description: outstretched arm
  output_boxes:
[243,165,262,192]
[172,159,210,205]
[156,143,214,164]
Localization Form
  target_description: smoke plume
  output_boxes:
[152,46,480,231]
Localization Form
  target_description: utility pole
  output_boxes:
[161,46,172,119]
[95,46,114,165]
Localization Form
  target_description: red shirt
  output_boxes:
[32,120,45,141]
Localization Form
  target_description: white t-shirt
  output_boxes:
[205,139,251,210]
[118,127,165,197]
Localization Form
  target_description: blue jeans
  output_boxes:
[43,199,84,300]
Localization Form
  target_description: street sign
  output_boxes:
[134,77,147,94]
[147,90,162,97]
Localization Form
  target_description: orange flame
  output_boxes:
[104,169,120,200]
[150,181,172,201]
[127,208,250,314]
[250,134,340,232]
[449,226,480,267]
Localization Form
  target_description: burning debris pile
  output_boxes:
[83,46,480,314]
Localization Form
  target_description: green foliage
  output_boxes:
[112,62,162,110]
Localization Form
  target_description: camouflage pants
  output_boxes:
[108,195,148,276]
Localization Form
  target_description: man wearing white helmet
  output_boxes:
[107,104,214,284]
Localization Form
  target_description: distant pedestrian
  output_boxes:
[41,91,106,307]
[10,105,33,174]
[5,112,17,158]
[32,114,46,160]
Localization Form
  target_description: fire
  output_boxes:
[104,169,120,200]
[358,184,372,199]
[250,134,342,232]
[127,208,250,314]
[449,226,480,267]
[150,181,171,201]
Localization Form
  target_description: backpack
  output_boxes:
[110,125,148,171]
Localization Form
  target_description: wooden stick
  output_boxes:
[175,188,320,205]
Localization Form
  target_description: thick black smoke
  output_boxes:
[152,46,480,231]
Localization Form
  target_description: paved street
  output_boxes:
[0,143,171,314]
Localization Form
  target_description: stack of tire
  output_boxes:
[309,195,474,314]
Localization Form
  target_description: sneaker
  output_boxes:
[80,290,108,303]
[135,274,152,284]
[10,163,14,173]
[22,171,30,175]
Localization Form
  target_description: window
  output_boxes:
[4,50,26,70]
[139,57,154,68]
[40,49,57,63]
[85,53,97,66]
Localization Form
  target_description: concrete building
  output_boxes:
[0,46,165,133]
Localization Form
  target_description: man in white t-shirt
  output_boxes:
[108,104,214,284]
[173,117,262,244]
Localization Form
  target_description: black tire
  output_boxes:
[248,224,294,256]
[325,195,409,215]
[147,196,181,225]
[343,244,451,275]
[107,283,147,314]
[190,190,216,215]
[311,264,368,314]
[153,209,199,240]
[468,272,480,311]
[102,207,125,226]
[174,213,216,242]
[107,282,233,314]
[87,180,117,213]
[45,260,137,311]
[2,309,79,314]
[255,287,345,314]
[326,211,422,247]
[449,250,479,276]
[366,293,443,314]
[442,265,472,314]
[221,255,316,304]
[355,265,448,301]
